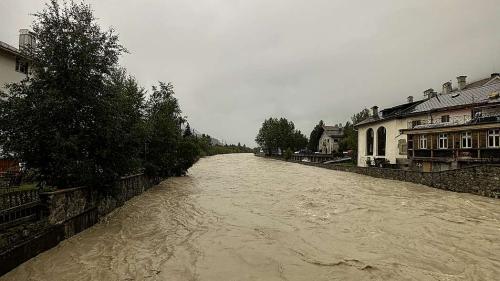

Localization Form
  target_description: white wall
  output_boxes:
[318,132,340,154]
[0,50,26,92]
[357,119,408,167]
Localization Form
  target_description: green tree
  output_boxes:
[0,0,129,187]
[143,82,186,177]
[255,117,307,155]
[307,120,324,152]
[339,108,370,162]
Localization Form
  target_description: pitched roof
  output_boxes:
[355,76,500,127]
[0,41,21,57]
[322,125,344,137]
[355,100,422,127]
[402,78,500,115]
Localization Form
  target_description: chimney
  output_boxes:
[457,75,467,90]
[18,29,35,52]
[407,96,414,103]
[491,73,500,78]
[371,106,379,118]
[423,88,435,100]
[442,82,452,95]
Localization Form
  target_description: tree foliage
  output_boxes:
[339,108,370,161]
[0,1,210,188]
[0,0,129,187]
[307,120,324,152]
[255,117,308,155]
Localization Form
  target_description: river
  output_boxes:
[2,154,500,281]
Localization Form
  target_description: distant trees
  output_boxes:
[255,118,308,155]
[307,120,324,152]
[339,108,370,161]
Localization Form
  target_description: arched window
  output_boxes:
[377,127,386,156]
[366,128,374,155]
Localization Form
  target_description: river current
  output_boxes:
[2,154,500,280]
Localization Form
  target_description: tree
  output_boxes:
[143,82,186,177]
[255,117,307,155]
[0,0,128,187]
[307,120,324,152]
[183,123,193,138]
[339,108,370,162]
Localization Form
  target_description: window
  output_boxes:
[419,135,427,149]
[15,58,29,74]
[366,129,374,156]
[461,132,472,148]
[398,139,407,155]
[438,133,448,149]
[441,115,450,123]
[377,127,386,156]
[488,129,500,147]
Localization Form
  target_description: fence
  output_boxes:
[0,189,41,230]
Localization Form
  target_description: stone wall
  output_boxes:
[39,174,158,225]
[261,155,500,199]
[0,174,158,276]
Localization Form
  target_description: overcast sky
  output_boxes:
[1,0,500,146]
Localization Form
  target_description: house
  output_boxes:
[401,74,500,172]
[355,74,500,168]
[0,29,34,172]
[0,29,34,92]
[318,125,344,154]
[355,98,420,167]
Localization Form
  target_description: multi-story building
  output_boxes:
[0,29,34,92]
[356,74,500,169]
[402,74,500,171]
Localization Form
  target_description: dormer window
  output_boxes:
[441,115,450,123]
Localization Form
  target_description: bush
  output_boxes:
[284,148,293,160]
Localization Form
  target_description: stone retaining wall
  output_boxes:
[0,174,159,276]
[260,155,500,199]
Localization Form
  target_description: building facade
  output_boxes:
[0,29,33,92]
[356,74,500,169]
[402,76,500,172]
[318,125,344,154]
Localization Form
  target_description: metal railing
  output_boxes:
[0,189,41,230]
[407,115,472,129]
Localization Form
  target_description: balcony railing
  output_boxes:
[408,115,472,129]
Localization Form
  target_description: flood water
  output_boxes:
[2,154,500,281]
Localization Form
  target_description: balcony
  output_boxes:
[407,115,471,129]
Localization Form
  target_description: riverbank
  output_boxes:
[0,174,160,276]
[256,154,500,199]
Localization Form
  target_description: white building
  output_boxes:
[356,74,500,168]
[318,125,344,154]
[0,29,34,92]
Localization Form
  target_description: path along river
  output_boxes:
[2,154,500,281]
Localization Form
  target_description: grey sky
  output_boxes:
[1,0,500,146]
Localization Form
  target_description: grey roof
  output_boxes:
[322,125,344,138]
[0,41,21,57]
[402,78,500,115]
[355,76,500,127]
[355,100,422,127]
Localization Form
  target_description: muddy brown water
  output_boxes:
[2,154,500,281]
